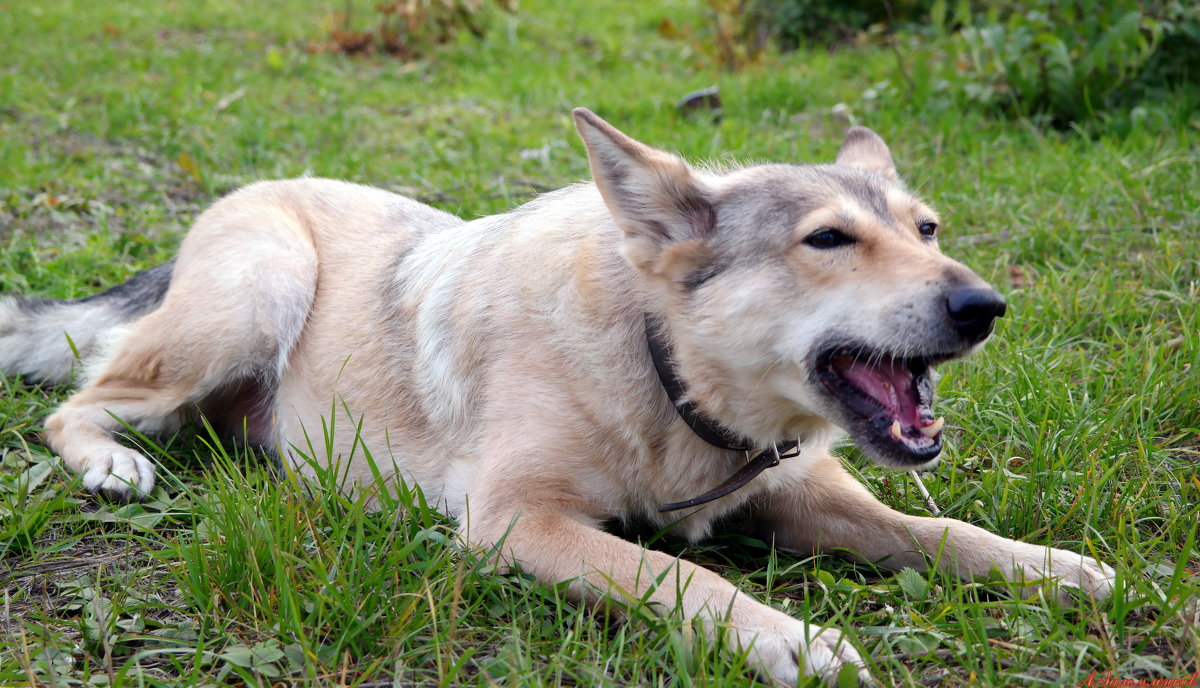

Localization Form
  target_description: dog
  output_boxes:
[0,109,1114,684]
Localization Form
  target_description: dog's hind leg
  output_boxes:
[43,199,318,499]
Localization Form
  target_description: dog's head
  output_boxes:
[574,108,1006,469]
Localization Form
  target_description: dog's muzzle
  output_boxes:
[814,287,1008,467]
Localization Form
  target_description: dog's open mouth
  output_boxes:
[816,347,952,465]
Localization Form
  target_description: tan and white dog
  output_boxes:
[0,109,1114,684]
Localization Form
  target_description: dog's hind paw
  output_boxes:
[748,621,872,686]
[79,447,156,500]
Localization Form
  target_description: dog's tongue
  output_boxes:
[835,355,921,425]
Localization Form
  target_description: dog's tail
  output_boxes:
[0,259,175,386]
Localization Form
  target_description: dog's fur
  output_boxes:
[1,110,1114,684]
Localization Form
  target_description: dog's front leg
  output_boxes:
[759,454,1115,602]
[466,490,869,686]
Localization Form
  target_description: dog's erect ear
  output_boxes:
[835,126,898,181]
[573,108,715,254]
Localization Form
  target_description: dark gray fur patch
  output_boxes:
[12,296,56,316]
[604,156,630,190]
[711,164,906,258]
[683,256,729,292]
[835,172,892,223]
[76,258,176,317]
[707,166,827,258]
[676,190,716,237]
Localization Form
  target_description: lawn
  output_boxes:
[1,0,1197,686]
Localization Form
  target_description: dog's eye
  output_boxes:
[918,221,938,239]
[804,228,855,249]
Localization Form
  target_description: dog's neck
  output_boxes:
[644,314,756,451]
[644,314,800,511]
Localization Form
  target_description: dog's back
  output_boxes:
[0,179,466,389]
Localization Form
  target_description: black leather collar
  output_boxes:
[645,315,755,451]
[645,315,800,512]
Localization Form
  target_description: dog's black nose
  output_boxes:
[946,287,1007,342]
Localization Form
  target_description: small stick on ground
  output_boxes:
[910,471,940,516]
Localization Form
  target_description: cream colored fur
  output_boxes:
[32,109,1113,685]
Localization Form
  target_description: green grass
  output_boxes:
[1,0,1198,686]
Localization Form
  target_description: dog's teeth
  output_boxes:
[919,417,945,438]
[890,419,903,440]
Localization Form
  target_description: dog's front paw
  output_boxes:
[79,447,156,500]
[1008,544,1115,604]
[1040,547,1116,602]
[746,620,871,686]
